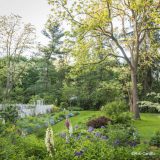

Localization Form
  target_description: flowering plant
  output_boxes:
[45,127,55,157]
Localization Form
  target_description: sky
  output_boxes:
[0,0,51,44]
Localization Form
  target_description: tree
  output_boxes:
[138,30,160,95]
[0,14,35,102]
[39,20,64,91]
[62,60,123,110]
[48,0,160,119]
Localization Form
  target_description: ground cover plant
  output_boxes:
[1,111,160,160]
[16,110,80,137]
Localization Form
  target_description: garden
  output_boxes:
[1,0,160,159]
[0,101,160,160]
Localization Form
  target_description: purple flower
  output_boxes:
[59,132,66,138]
[114,139,120,146]
[128,141,137,147]
[95,132,101,137]
[74,125,79,130]
[88,126,94,132]
[101,126,105,129]
[74,150,83,157]
[65,118,70,130]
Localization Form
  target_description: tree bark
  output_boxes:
[4,60,13,102]
[131,68,140,119]
[128,88,133,112]
[143,68,152,94]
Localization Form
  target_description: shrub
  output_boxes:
[114,112,132,124]
[107,124,140,147]
[29,95,41,104]
[102,101,132,124]
[146,92,160,103]
[102,100,127,116]
[60,102,69,109]
[149,130,160,147]
[0,137,25,160]
[138,101,160,113]
[18,135,47,159]
[0,105,18,124]
[33,127,46,138]
[87,116,112,128]
[58,112,66,119]
[51,105,60,112]
[67,106,84,111]
[0,120,155,160]
[53,126,147,160]
[74,111,80,116]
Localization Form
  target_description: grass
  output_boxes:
[52,111,103,134]
[17,110,160,141]
[134,113,160,141]
[52,111,160,141]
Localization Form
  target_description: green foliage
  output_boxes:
[16,111,79,137]
[116,112,132,125]
[139,101,160,113]
[0,132,47,160]
[46,125,147,160]
[149,130,160,148]
[62,62,123,110]
[0,18,67,105]
[102,101,132,124]
[0,105,18,124]
[51,105,60,112]
[107,124,140,147]
[48,0,160,119]
[139,92,160,113]
[60,102,69,109]
[0,124,26,160]
[0,111,159,159]
[146,92,160,103]
[29,95,42,104]
[67,106,84,111]
[19,135,47,159]
[0,137,25,160]
[102,100,127,116]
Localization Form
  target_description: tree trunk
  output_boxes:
[143,68,152,94]
[45,61,49,91]
[131,68,140,119]
[128,88,133,112]
[4,60,13,102]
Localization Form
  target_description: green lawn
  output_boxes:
[52,111,160,141]
[52,111,103,134]
[134,113,160,141]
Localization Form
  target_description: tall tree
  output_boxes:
[138,30,160,94]
[49,0,160,119]
[40,20,64,91]
[0,14,35,102]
